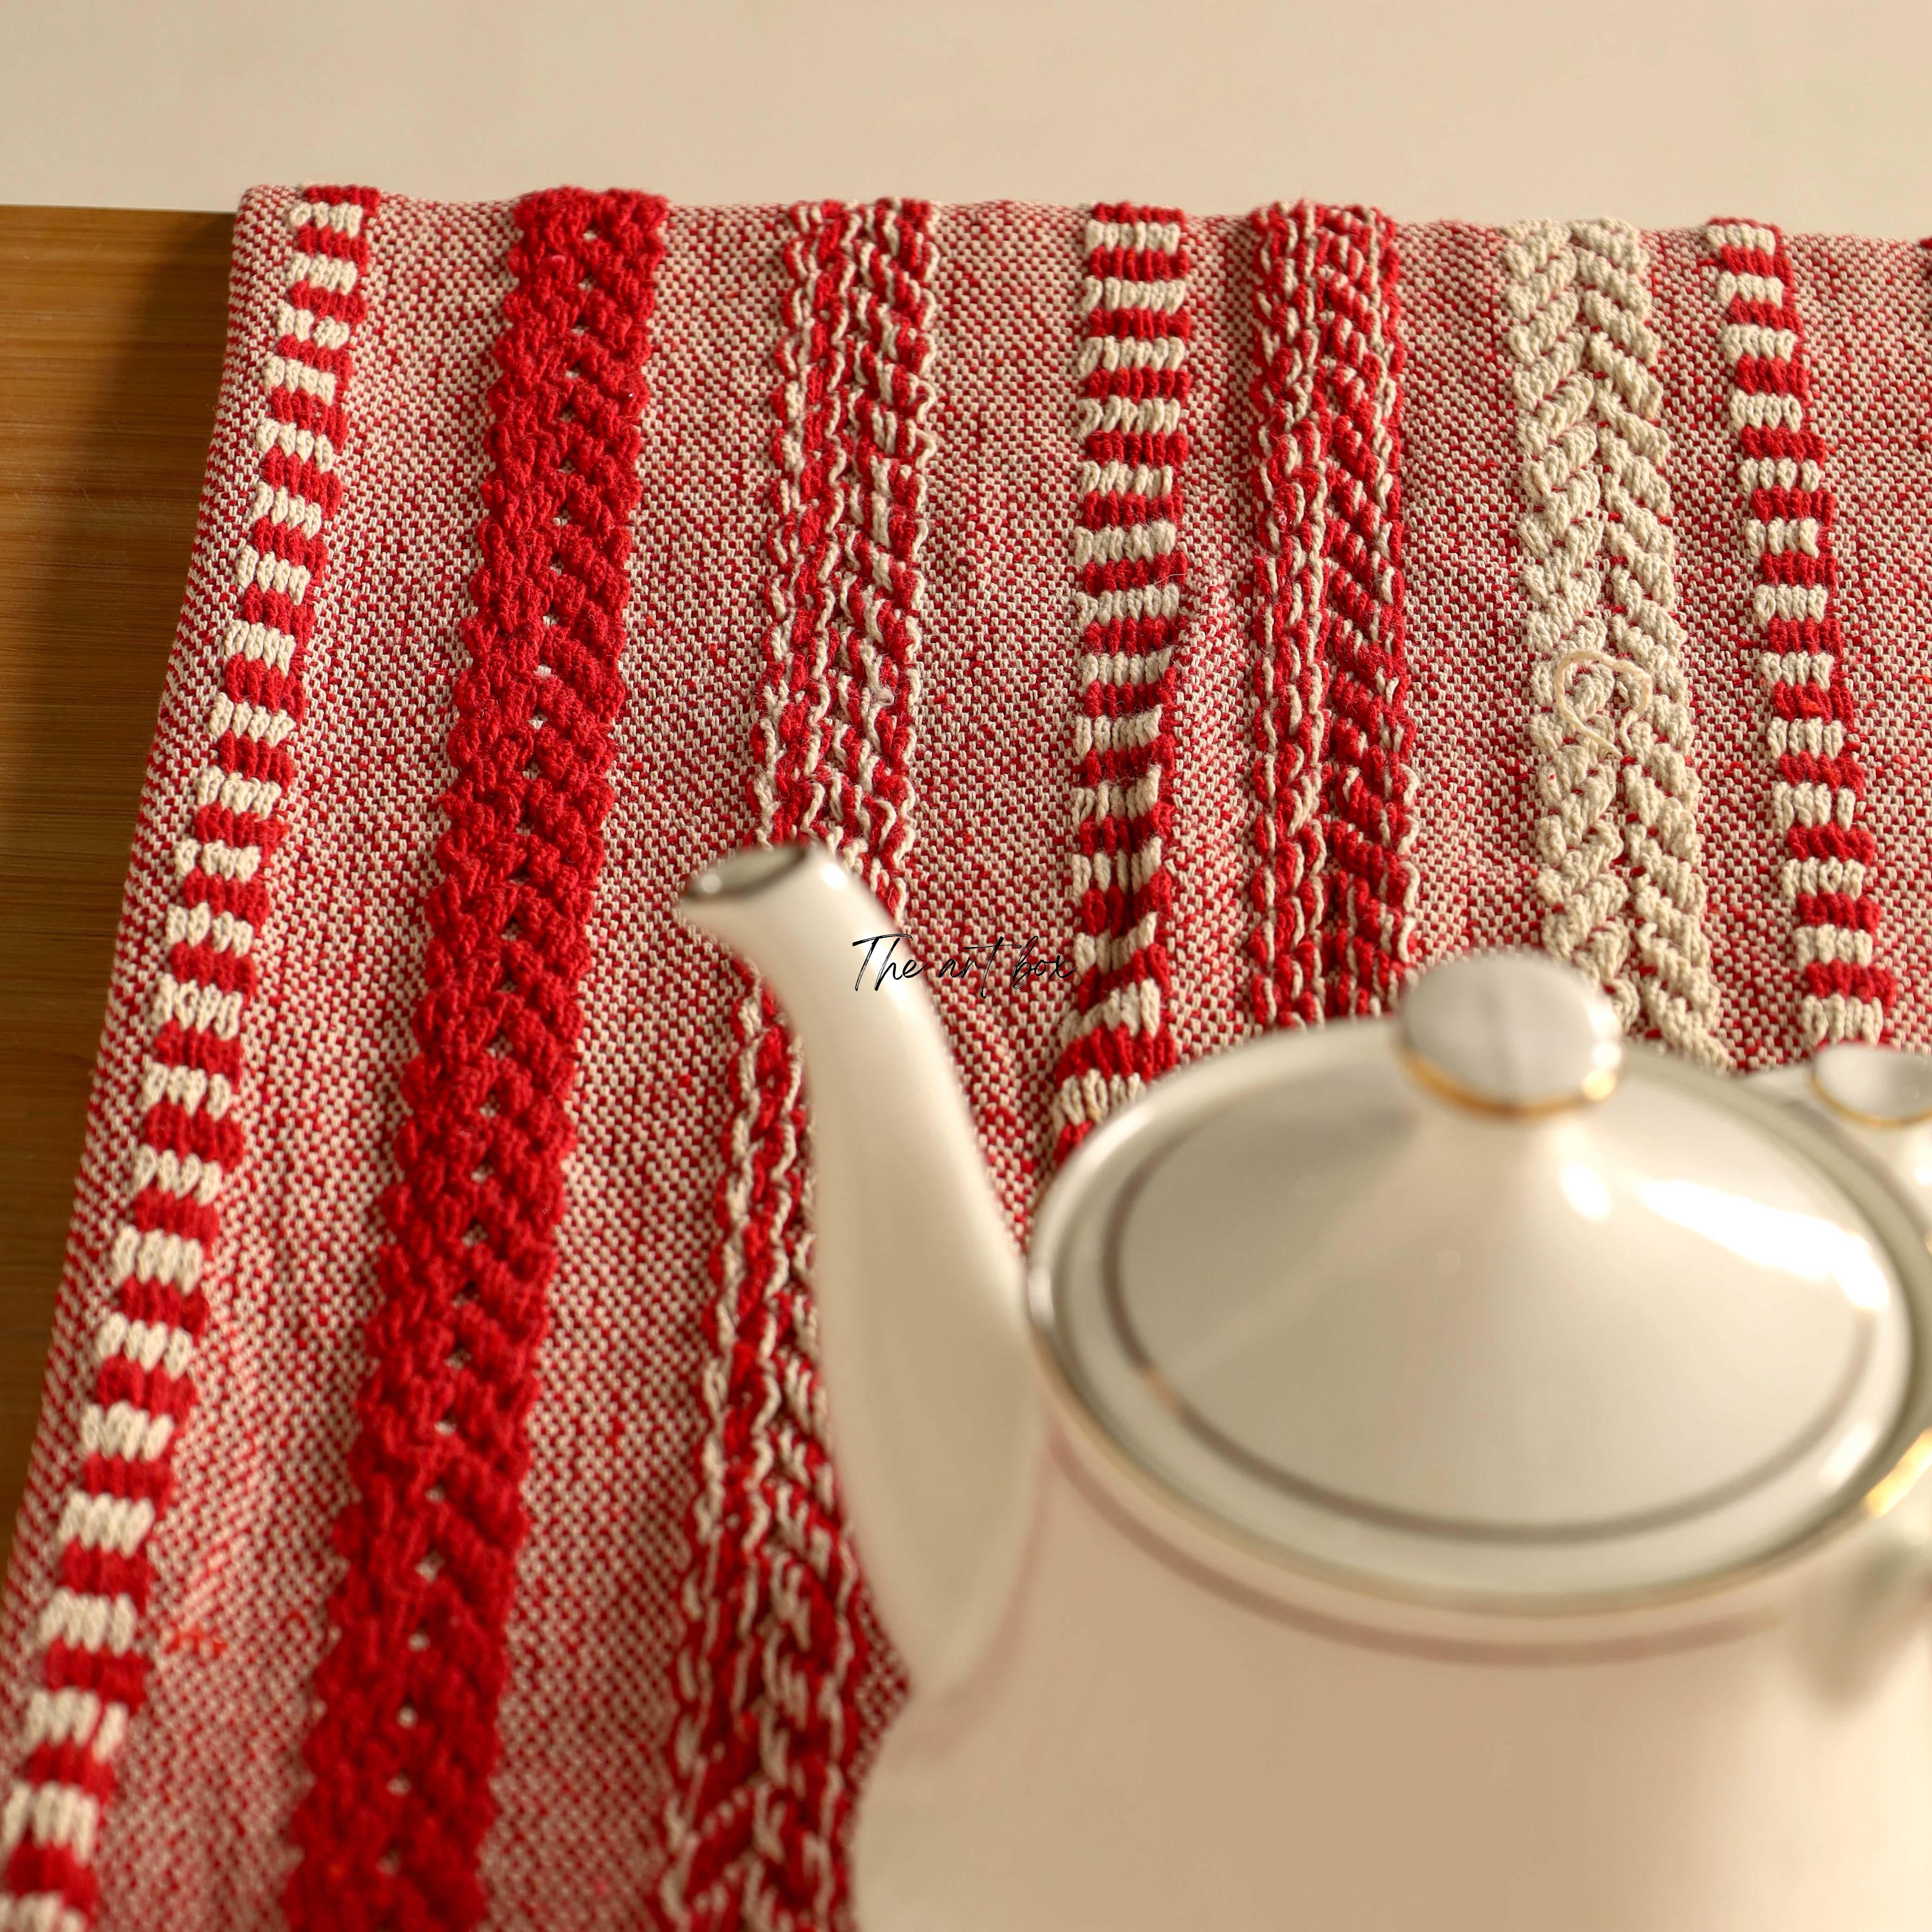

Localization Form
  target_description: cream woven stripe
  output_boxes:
[1502,218,1727,1068]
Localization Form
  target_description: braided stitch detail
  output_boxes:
[1505,221,1630,1014]
[1311,207,1418,1017]
[1247,203,1328,1029]
[659,198,938,1932]
[1504,218,1726,1064]
[284,189,667,1932]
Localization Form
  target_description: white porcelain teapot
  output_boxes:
[682,843,1932,1932]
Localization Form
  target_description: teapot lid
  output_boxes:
[1031,953,1925,1603]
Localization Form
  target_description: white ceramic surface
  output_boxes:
[1397,946,1623,1108]
[1041,1025,1913,1598]
[1814,1041,1932,1128]
[1752,1053,1932,1209]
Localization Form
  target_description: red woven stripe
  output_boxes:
[140,1022,240,1082]
[1312,206,1418,1017]
[1247,202,1328,1028]
[55,1549,149,1611]
[40,1646,143,1708]
[1050,203,1189,1159]
[19,1745,116,1802]
[257,445,340,506]
[1701,222,1895,1042]
[283,188,667,1932]
[1246,202,1418,1032]
[4,1841,96,1918]
[136,1097,240,1167]
[76,1455,172,1508]
[164,941,256,994]
[659,198,938,1932]
[0,184,377,1929]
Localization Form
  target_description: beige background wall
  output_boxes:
[1,0,1928,232]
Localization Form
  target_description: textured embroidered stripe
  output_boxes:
[657,198,939,1932]
[1307,206,1419,1019]
[1052,202,1189,1154]
[1247,202,1421,1033]
[281,189,667,1932]
[1699,220,1894,1047]
[1501,217,1725,1066]
[1247,202,1328,1029]
[0,184,379,1932]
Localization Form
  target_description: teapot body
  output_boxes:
[855,1426,1932,1932]
[678,850,1932,1929]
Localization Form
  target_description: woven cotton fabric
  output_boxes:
[3,186,1932,1932]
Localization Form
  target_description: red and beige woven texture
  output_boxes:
[4,186,1932,1931]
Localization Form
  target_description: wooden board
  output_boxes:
[0,205,235,1575]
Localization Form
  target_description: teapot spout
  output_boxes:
[680,845,1040,1693]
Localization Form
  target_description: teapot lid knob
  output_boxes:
[1398,952,1623,1114]
[1811,1042,1932,1128]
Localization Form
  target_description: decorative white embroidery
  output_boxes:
[1504,217,1726,1065]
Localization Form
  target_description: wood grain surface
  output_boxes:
[0,205,235,1576]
